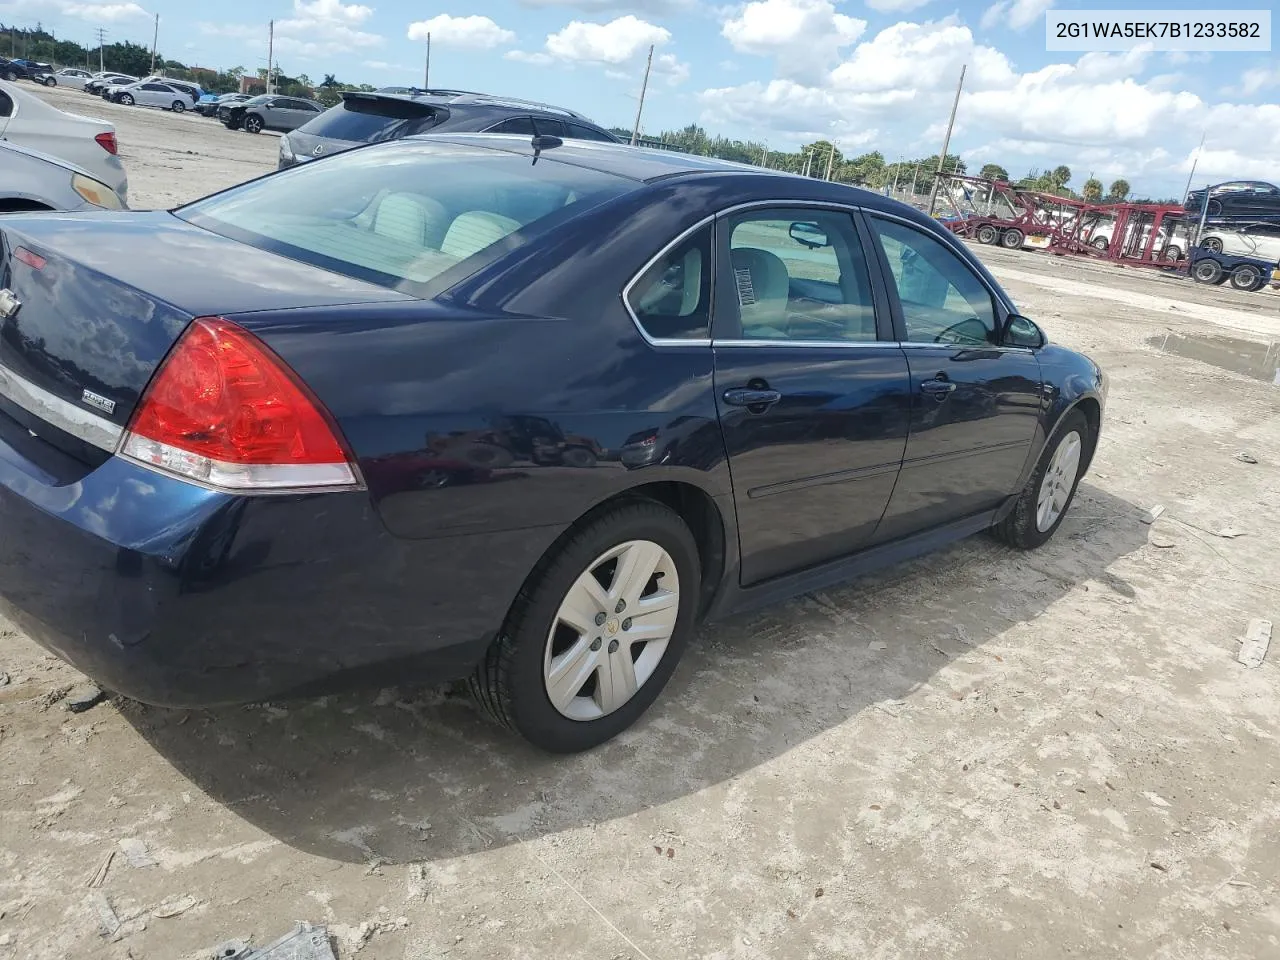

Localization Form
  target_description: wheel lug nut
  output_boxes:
[594,612,607,626]
[607,639,620,654]
[615,600,626,613]
[622,618,632,630]
[590,637,602,651]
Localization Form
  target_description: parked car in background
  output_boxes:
[1185,181,1280,217]
[1199,222,1280,262]
[229,94,323,134]
[38,67,94,89]
[0,135,1104,752]
[85,73,136,95]
[0,80,127,203]
[280,88,619,169]
[0,58,51,82]
[197,92,249,117]
[110,80,193,112]
[1086,219,1183,260]
[111,75,201,104]
[0,139,125,212]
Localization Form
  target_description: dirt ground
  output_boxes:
[1,86,1278,960]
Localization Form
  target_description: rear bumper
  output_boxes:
[0,446,559,707]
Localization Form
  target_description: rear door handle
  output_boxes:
[723,388,782,408]
[920,378,956,396]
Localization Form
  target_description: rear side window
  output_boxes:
[626,226,712,341]
[302,98,442,142]
[565,122,616,143]
[177,140,634,296]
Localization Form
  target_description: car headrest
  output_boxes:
[441,211,521,260]
[373,193,448,248]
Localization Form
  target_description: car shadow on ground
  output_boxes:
[123,483,1147,866]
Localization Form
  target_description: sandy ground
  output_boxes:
[1,85,1278,960]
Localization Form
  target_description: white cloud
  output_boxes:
[517,0,691,10]
[203,0,383,59]
[407,15,516,49]
[2,0,150,22]
[980,0,1053,31]
[655,51,689,86]
[830,18,1014,93]
[866,0,932,10]
[505,50,554,65]
[543,15,671,63]
[722,0,865,82]
[1233,65,1280,96]
[363,60,408,71]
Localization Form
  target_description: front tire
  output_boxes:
[120,94,134,106]
[43,77,56,87]
[171,100,185,113]
[1191,258,1223,284]
[470,499,700,753]
[244,115,263,134]
[1091,237,1110,251]
[1201,236,1224,253]
[991,411,1090,550]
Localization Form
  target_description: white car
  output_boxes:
[112,80,191,112]
[46,68,94,90]
[0,80,127,203]
[1199,223,1280,263]
[1086,219,1183,260]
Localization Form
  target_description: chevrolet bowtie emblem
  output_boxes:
[0,288,21,320]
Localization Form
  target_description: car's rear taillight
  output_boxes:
[120,317,361,492]
[95,132,118,155]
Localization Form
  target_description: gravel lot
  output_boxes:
[1,85,1278,960]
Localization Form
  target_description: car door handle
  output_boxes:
[920,378,957,396]
[723,388,782,408]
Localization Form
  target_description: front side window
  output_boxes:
[177,140,634,295]
[720,208,878,342]
[869,216,999,346]
[626,226,712,341]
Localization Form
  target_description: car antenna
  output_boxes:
[528,116,562,165]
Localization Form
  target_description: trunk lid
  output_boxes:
[0,211,412,461]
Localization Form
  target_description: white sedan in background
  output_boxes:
[110,80,191,112]
[0,80,127,203]
[1199,223,1280,263]
[45,68,94,90]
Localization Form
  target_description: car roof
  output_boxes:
[346,88,597,123]
[420,133,798,183]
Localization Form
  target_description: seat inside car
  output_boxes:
[373,193,448,248]
[730,246,790,338]
[441,211,521,260]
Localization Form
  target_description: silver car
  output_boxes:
[113,81,191,112]
[0,139,126,212]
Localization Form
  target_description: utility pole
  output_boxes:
[927,63,966,217]
[424,32,430,88]
[891,155,903,194]
[149,13,158,75]
[266,19,274,95]
[760,144,768,169]
[1182,131,1206,204]
[95,27,107,73]
[824,142,836,180]
[630,44,654,146]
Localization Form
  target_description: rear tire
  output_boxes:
[470,499,700,753]
[1164,245,1183,262]
[975,224,998,245]
[1000,228,1024,249]
[991,411,1090,550]
[4,71,17,82]
[1191,259,1223,284]
[1230,264,1262,291]
[1201,236,1223,253]
[1091,237,1110,251]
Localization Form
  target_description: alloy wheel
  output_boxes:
[543,539,680,721]
[1036,430,1082,532]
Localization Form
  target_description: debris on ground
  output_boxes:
[1216,527,1246,539]
[1141,505,1165,525]
[339,916,411,953]
[212,923,336,959]
[1237,619,1272,669]
[1235,452,1258,464]
[117,837,157,868]
[64,684,106,714]
[87,892,120,938]
[85,850,115,888]
[152,895,198,919]
[0,672,9,687]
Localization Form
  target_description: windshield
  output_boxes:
[176,139,634,296]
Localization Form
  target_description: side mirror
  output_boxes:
[1003,314,1045,349]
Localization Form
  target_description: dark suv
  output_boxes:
[278,88,619,169]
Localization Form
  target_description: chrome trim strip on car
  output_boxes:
[0,364,122,452]
[712,339,901,349]
[620,213,717,348]
[899,341,1036,354]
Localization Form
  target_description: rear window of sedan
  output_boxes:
[176,139,635,296]
[301,96,443,143]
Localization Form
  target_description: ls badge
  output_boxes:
[81,389,116,415]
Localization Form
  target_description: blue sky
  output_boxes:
[2,0,1277,197]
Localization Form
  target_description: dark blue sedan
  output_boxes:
[0,135,1105,752]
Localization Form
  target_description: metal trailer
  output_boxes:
[934,174,1044,249]
[1050,203,1191,267]
[1188,248,1280,292]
